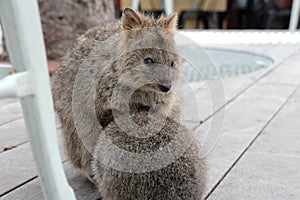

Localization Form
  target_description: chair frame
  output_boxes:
[290,0,300,30]
[0,0,76,199]
[132,0,174,15]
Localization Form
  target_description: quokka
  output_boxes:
[52,7,205,199]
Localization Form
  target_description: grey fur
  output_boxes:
[52,8,205,200]
[92,111,205,200]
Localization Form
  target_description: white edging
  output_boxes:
[179,31,300,45]
[289,0,300,31]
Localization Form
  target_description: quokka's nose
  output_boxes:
[158,84,172,93]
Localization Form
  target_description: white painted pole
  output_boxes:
[289,0,300,30]
[164,0,174,15]
[0,0,76,199]
[132,0,140,10]
[131,0,174,15]
[0,25,2,53]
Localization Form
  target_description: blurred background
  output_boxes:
[0,0,299,64]
[119,0,296,29]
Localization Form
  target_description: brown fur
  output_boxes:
[52,8,205,199]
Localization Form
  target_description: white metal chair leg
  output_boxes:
[0,0,76,199]
[164,0,174,15]
[289,0,300,30]
[132,0,140,10]
[131,0,174,15]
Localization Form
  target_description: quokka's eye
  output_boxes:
[171,61,175,68]
[144,58,155,65]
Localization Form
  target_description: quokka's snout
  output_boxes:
[152,63,178,93]
[158,84,172,93]
[126,62,178,93]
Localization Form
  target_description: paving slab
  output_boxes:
[0,132,66,196]
[1,162,99,200]
[260,50,300,86]
[0,98,16,107]
[0,144,36,196]
[207,87,300,200]
[202,81,298,198]
[0,100,23,125]
[0,118,27,153]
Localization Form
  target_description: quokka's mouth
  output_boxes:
[158,84,172,93]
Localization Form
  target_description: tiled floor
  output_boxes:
[1,32,300,199]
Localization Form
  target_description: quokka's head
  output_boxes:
[118,8,182,94]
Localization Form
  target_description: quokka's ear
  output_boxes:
[158,12,178,30]
[122,8,143,31]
